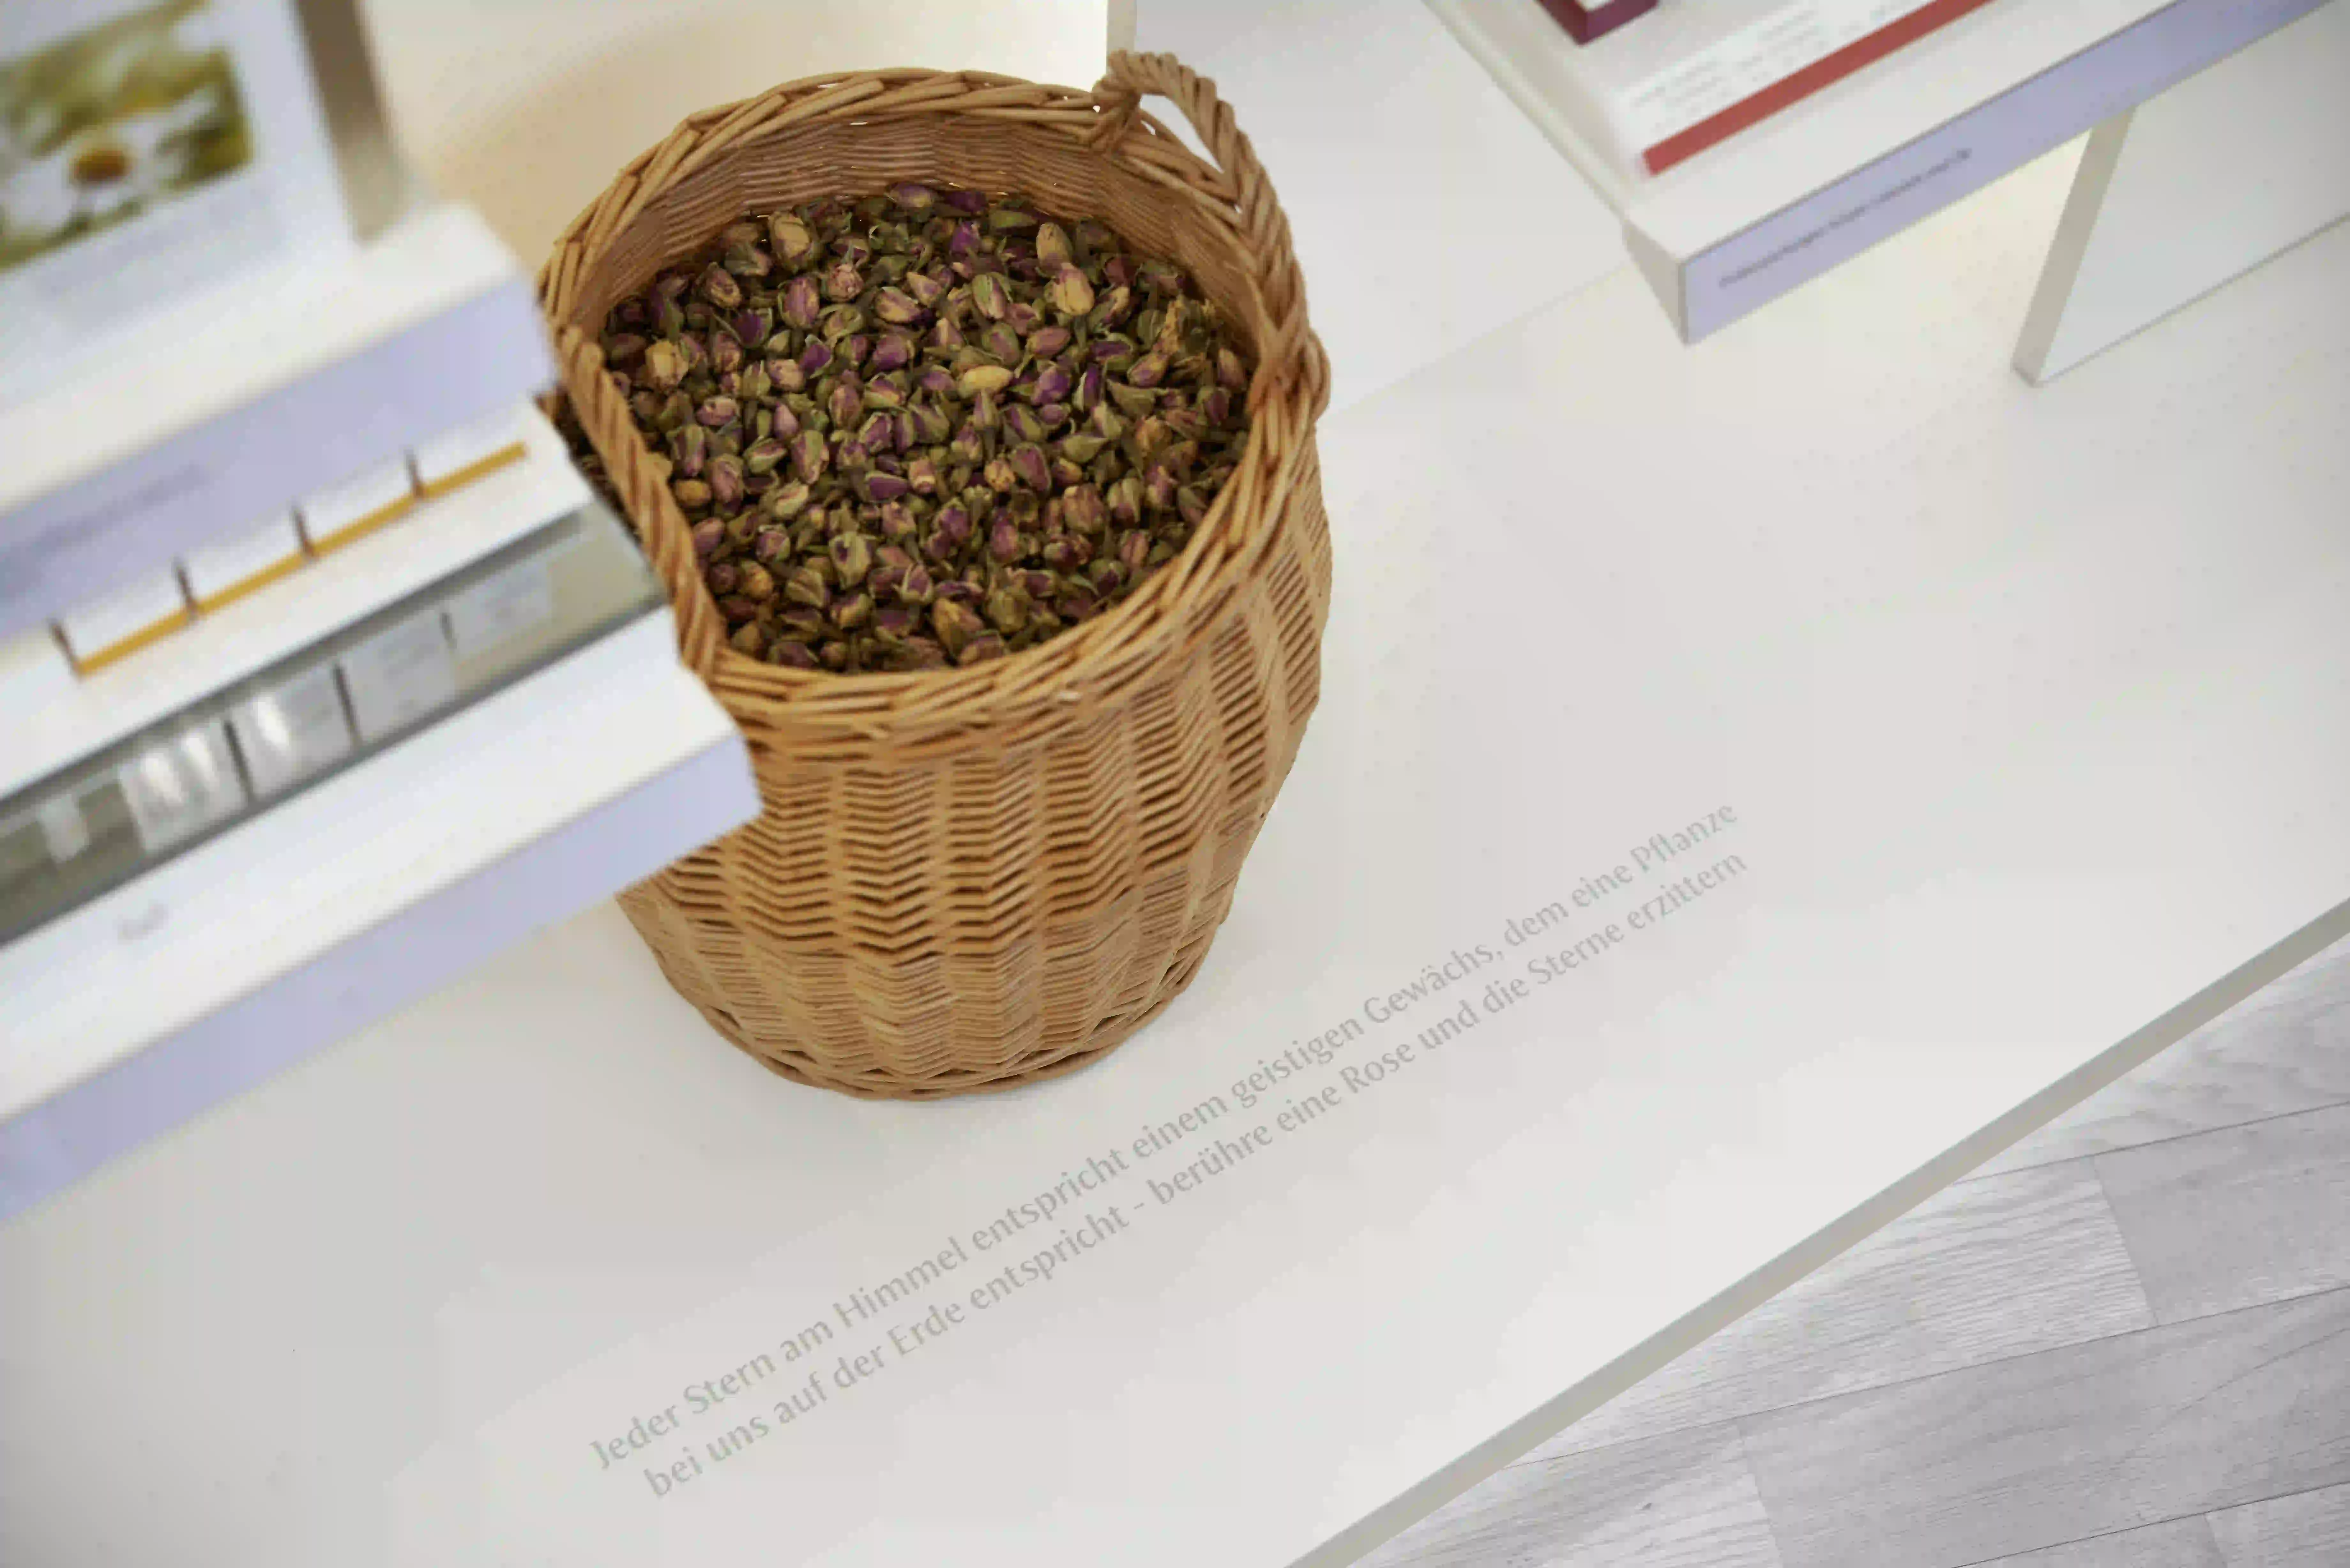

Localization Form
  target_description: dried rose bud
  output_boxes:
[1061,485,1108,535]
[873,287,924,325]
[729,622,768,657]
[899,564,935,603]
[931,598,983,658]
[769,214,817,264]
[819,304,864,342]
[855,410,895,455]
[738,561,777,601]
[970,272,1010,321]
[1117,530,1152,575]
[1034,222,1072,270]
[983,456,1019,494]
[691,518,725,559]
[1215,346,1248,391]
[716,593,758,621]
[942,189,987,215]
[738,439,785,478]
[1040,535,1092,570]
[785,565,830,609]
[697,264,744,309]
[782,275,821,330]
[824,260,863,302]
[791,430,829,482]
[828,588,873,630]
[1004,404,1046,444]
[1127,351,1169,388]
[1028,362,1073,405]
[769,639,820,669]
[987,514,1022,563]
[1110,382,1157,420]
[603,331,647,366]
[826,532,873,587]
[779,607,827,641]
[1087,286,1133,330]
[1107,475,1143,526]
[987,205,1038,232]
[708,454,746,509]
[860,471,909,503]
[869,332,915,372]
[1009,444,1052,492]
[641,339,689,391]
[1047,266,1095,317]
[766,480,813,520]
[966,388,1002,432]
[827,379,863,427]
[754,525,792,564]
[705,561,739,596]
[932,505,974,551]
[796,338,833,378]
[872,604,919,643]
[673,478,712,510]
[670,422,709,476]
[957,632,1008,665]
[696,396,739,428]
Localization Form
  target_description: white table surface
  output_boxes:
[6,8,2349,1566]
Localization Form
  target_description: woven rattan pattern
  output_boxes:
[540,53,1332,1097]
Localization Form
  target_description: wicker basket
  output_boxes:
[539,52,1332,1098]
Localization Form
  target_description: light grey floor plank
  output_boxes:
[1981,938,2350,1177]
[2096,1101,2350,1325]
[1735,1288,2350,1568]
[1971,1515,2225,1568]
[2207,1481,2350,1568]
[1361,1425,1782,1568]
[1527,1161,2152,1460]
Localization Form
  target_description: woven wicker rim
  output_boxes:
[539,52,1332,754]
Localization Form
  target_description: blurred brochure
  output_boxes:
[0,0,353,404]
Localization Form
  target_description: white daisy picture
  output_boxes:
[0,0,252,273]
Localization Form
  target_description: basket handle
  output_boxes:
[1088,51,1329,421]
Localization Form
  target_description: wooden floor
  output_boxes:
[1369,937,2350,1568]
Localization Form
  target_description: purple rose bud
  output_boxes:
[869,332,915,372]
[828,379,863,427]
[968,388,1002,431]
[1127,351,1169,388]
[766,402,800,441]
[931,315,965,351]
[1048,266,1095,316]
[1040,535,1091,570]
[782,275,821,329]
[987,514,1022,563]
[861,471,909,502]
[1009,444,1052,492]
[947,220,982,261]
[602,331,647,366]
[855,410,894,455]
[933,504,973,550]
[766,356,806,393]
[1060,485,1107,535]
[769,641,821,670]
[970,272,1010,321]
[905,269,947,306]
[694,395,737,428]
[917,364,956,396]
[948,426,986,464]
[889,183,935,212]
[874,287,925,325]
[829,532,874,586]
[840,333,871,369]
[798,338,833,377]
[708,454,746,509]
[691,518,725,558]
[1028,362,1072,405]
[697,263,743,309]
[791,430,829,481]
[766,479,812,519]
[706,561,739,596]
[670,422,709,477]
[824,260,863,302]
[872,604,919,641]
[755,525,792,564]
[943,188,988,215]
[741,438,786,476]
[1004,404,1045,444]
[1026,325,1072,359]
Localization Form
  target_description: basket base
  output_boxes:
[627,890,1217,1100]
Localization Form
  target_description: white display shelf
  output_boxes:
[0,200,552,640]
[1428,0,2330,339]
[2,411,587,801]
[0,608,757,1220]
[3,125,2343,1566]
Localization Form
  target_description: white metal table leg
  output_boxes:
[2016,0,2350,384]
